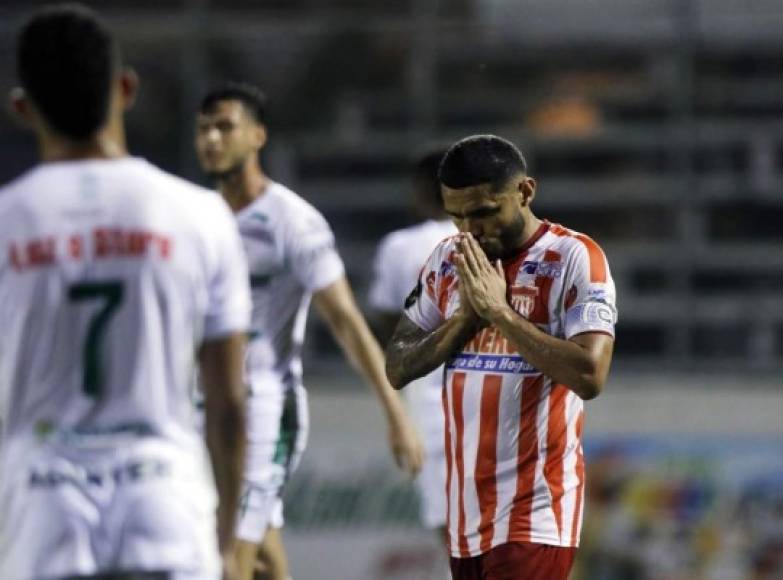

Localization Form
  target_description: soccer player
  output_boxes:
[369,149,455,541]
[386,135,617,580]
[194,82,424,580]
[0,5,249,580]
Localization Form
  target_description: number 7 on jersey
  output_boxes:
[67,281,124,398]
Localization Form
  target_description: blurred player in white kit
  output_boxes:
[0,5,249,579]
[194,82,424,580]
[369,150,455,541]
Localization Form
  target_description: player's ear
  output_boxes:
[518,176,536,207]
[119,67,139,111]
[8,86,35,129]
[253,124,267,150]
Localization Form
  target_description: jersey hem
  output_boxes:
[448,533,579,558]
[202,319,250,340]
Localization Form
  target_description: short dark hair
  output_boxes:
[439,135,528,191]
[413,149,446,208]
[200,82,267,124]
[17,3,120,140]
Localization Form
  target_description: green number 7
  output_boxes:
[67,281,124,398]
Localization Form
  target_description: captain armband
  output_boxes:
[565,301,617,339]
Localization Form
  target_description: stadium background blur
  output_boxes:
[1,1,782,578]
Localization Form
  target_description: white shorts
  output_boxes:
[236,384,309,543]
[405,379,448,530]
[0,439,220,580]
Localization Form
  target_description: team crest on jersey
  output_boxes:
[510,285,538,318]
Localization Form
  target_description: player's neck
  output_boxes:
[216,160,269,214]
[505,213,545,259]
[38,119,128,163]
[520,214,544,245]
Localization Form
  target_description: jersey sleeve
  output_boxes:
[403,241,447,332]
[288,208,345,292]
[203,198,252,339]
[562,238,618,340]
[368,234,407,312]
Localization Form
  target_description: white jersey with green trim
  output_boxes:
[0,157,251,455]
[236,181,344,395]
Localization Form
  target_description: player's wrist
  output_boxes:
[453,308,482,330]
[486,302,514,327]
[384,399,409,426]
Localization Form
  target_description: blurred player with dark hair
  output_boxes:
[386,135,617,580]
[1,4,249,579]
[369,149,455,542]
[195,82,424,580]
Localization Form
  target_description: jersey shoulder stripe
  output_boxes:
[548,223,609,283]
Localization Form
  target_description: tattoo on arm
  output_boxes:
[385,314,480,389]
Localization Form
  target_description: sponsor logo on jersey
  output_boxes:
[439,257,457,278]
[29,459,171,489]
[447,353,537,375]
[241,222,275,246]
[587,287,610,304]
[521,260,538,275]
[450,326,538,375]
[519,260,562,279]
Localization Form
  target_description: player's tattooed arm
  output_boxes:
[385,312,481,389]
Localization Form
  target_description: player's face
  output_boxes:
[194,100,263,178]
[442,180,529,260]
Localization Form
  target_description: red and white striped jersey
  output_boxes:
[404,221,617,557]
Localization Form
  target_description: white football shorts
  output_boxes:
[0,438,220,580]
[235,383,309,543]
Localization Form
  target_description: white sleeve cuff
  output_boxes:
[203,309,250,340]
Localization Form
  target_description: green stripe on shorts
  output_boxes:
[272,388,299,467]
